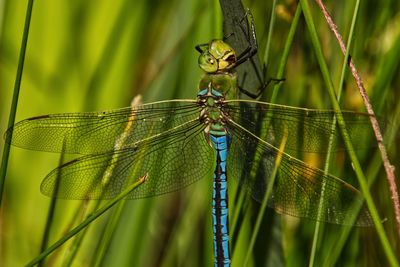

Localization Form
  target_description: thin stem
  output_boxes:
[243,127,288,266]
[315,0,400,240]
[0,0,34,207]
[262,0,278,72]
[270,4,302,102]
[25,175,147,267]
[309,0,358,265]
[300,1,399,266]
[39,141,67,267]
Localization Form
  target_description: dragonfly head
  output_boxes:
[197,40,237,73]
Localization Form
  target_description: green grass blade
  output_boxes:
[91,96,143,267]
[240,5,302,266]
[309,1,360,266]
[92,200,127,267]
[270,4,301,103]
[300,1,399,266]
[261,0,278,75]
[38,141,67,267]
[60,200,99,267]
[243,128,288,266]
[0,0,34,206]
[25,175,147,267]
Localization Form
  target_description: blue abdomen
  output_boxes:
[211,134,230,267]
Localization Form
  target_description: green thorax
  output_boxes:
[197,72,238,139]
[198,72,238,100]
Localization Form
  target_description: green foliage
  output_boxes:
[1,0,399,266]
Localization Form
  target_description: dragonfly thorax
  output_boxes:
[197,82,229,147]
[198,72,238,100]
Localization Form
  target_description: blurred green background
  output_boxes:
[1,0,399,266]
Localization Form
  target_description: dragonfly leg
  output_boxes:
[195,43,210,53]
[238,76,285,99]
[234,9,258,66]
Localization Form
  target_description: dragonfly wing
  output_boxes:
[5,100,199,154]
[224,100,381,153]
[40,119,215,199]
[226,119,373,226]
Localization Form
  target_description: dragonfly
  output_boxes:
[5,39,377,267]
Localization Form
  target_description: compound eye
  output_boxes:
[198,52,218,73]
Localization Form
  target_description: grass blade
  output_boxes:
[300,1,399,266]
[0,0,34,206]
[309,0,359,265]
[25,174,147,267]
[315,0,400,240]
[38,140,67,267]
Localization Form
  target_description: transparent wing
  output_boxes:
[5,100,199,154]
[227,119,373,226]
[224,100,380,153]
[40,119,215,199]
